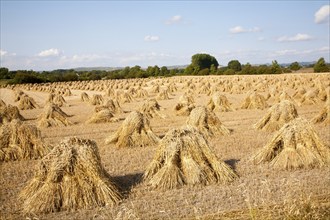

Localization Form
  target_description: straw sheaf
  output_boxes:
[63,88,72,96]
[139,99,166,119]
[207,92,233,112]
[0,104,25,124]
[292,87,306,100]
[144,127,237,189]
[186,106,230,138]
[254,100,298,132]
[14,89,25,102]
[116,91,134,104]
[151,85,160,93]
[312,101,330,125]
[38,103,73,128]
[80,92,90,102]
[0,99,6,108]
[105,111,159,148]
[274,91,296,105]
[90,94,104,105]
[240,92,268,110]
[252,117,330,170]
[175,93,195,116]
[135,88,149,98]
[299,89,319,105]
[101,98,123,114]
[20,137,122,214]
[48,93,68,107]
[87,109,119,124]
[156,90,170,100]
[18,95,39,110]
[0,120,49,162]
[319,86,330,102]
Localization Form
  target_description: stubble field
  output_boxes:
[1,73,330,219]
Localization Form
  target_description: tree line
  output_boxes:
[0,54,329,84]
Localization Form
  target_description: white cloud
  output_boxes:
[165,15,183,25]
[277,33,312,42]
[229,26,245,34]
[315,5,330,24]
[144,35,160,42]
[229,26,261,34]
[258,37,265,41]
[318,46,330,52]
[38,48,61,57]
[0,49,8,56]
[274,49,298,56]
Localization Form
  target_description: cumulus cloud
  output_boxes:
[0,49,8,56]
[229,26,261,34]
[315,5,330,24]
[144,35,160,42]
[277,33,313,42]
[229,26,245,34]
[38,48,61,57]
[165,15,183,25]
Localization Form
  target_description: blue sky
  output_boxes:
[0,1,329,71]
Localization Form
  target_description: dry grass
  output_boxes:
[19,137,122,214]
[105,111,159,148]
[0,73,329,220]
[252,117,330,170]
[254,100,298,132]
[0,120,49,162]
[144,127,237,189]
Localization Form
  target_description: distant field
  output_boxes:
[0,72,329,219]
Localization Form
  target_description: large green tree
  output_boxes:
[270,60,282,74]
[0,67,10,79]
[227,60,242,72]
[289,61,301,71]
[190,53,219,70]
[314,57,329,73]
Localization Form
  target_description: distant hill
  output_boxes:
[279,61,315,67]
[73,67,123,72]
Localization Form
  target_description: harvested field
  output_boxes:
[0,73,330,219]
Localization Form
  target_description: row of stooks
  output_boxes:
[3,73,328,94]
[3,82,329,128]
[6,74,330,107]
[0,95,330,215]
